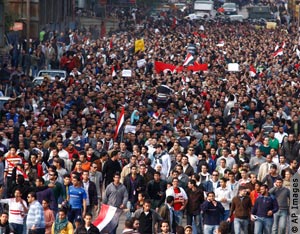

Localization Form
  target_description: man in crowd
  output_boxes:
[251,184,279,234]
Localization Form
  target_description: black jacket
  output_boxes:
[124,174,146,204]
[75,224,100,234]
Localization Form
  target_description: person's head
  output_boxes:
[216,221,229,234]
[228,171,235,181]
[254,181,262,192]
[154,171,161,181]
[63,174,71,185]
[270,164,277,174]
[143,200,151,212]
[113,173,121,184]
[175,164,183,174]
[201,164,208,173]
[166,195,174,205]
[220,158,226,167]
[188,179,197,189]
[138,192,146,202]
[160,221,170,233]
[72,174,81,186]
[27,192,37,204]
[275,178,283,188]
[82,170,90,181]
[207,192,215,201]
[130,155,137,165]
[184,225,193,234]
[249,173,257,183]
[35,177,45,187]
[14,188,22,198]
[131,217,140,230]
[290,159,298,169]
[172,177,179,188]
[58,208,67,221]
[240,169,248,179]
[260,184,269,196]
[181,155,188,165]
[0,212,8,224]
[211,171,219,181]
[130,164,138,175]
[238,186,248,197]
[42,199,50,209]
[284,170,292,180]
[219,177,227,188]
[84,213,93,227]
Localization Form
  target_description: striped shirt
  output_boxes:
[26,200,45,229]
[0,198,27,224]
[5,155,22,177]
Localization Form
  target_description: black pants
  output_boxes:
[28,228,45,234]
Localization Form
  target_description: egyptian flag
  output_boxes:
[249,65,256,77]
[183,53,194,66]
[154,61,176,73]
[111,66,116,77]
[273,48,283,57]
[93,204,123,232]
[114,106,125,140]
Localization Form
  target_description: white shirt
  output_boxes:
[0,198,27,224]
[215,186,232,210]
[186,154,198,172]
[274,132,288,144]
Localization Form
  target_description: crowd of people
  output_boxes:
[0,0,298,234]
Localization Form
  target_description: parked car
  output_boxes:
[222,2,237,15]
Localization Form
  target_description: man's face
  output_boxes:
[143,202,151,212]
[113,175,120,184]
[161,222,170,232]
[275,180,283,188]
[260,186,267,195]
[131,167,137,175]
[64,177,70,185]
[0,214,8,224]
[82,172,89,181]
[84,215,92,226]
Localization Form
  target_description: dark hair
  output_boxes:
[28,192,37,200]
[36,176,45,184]
[42,199,50,204]
[63,174,71,178]
[189,179,197,187]
[84,213,93,218]
[160,220,170,228]
[220,177,227,183]
[176,225,184,234]
[166,196,174,204]
[218,221,229,234]
[0,212,8,216]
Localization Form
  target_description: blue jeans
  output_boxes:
[174,210,183,226]
[234,218,249,234]
[10,223,23,234]
[222,210,230,221]
[203,224,218,234]
[272,209,288,234]
[187,213,203,234]
[254,217,273,234]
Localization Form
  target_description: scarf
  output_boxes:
[54,217,69,234]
